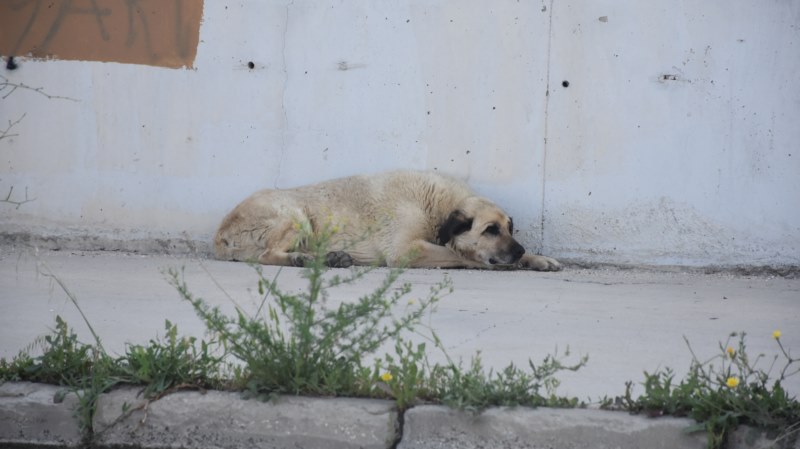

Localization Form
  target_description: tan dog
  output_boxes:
[214,171,561,271]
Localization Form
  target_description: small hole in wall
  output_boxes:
[561,80,570,88]
[247,61,255,69]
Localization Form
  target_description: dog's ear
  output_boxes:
[437,210,473,245]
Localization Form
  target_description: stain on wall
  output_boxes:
[0,0,203,69]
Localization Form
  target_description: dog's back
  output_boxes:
[214,170,562,271]
[214,171,473,263]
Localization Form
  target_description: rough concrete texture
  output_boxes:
[399,405,708,449]
[92,387,398,449]
[0,382,82,447]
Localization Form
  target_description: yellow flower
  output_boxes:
[773,330,782,340]
[726,347,735,358]
[408,299,416,306]
[726,377,740,388]
[380,372,393,382]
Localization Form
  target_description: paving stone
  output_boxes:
[398,405,708,449]
[2,381,796,449]
[0,382,82,448]
[93,386,398,449]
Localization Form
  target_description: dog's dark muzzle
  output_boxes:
[489,240,526,265]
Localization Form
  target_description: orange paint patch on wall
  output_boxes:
[0,0,203,69]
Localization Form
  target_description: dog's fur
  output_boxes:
[214,171,561,271]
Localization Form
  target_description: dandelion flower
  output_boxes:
[408,299,416,306]
[726,377,740,388]
[726,347,735,358]
[773,330,782,340]
[380,372,393,382]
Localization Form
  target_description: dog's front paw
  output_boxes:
[518,254,562,271]
[289,253,313,267]
[326,251,353,268]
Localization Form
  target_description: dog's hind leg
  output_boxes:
[258,249,353,268]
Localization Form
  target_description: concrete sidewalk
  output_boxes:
[1,247,799,401]
[2,247,800,448]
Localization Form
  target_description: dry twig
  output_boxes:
[2,186,36,209]
[0,74,79,102]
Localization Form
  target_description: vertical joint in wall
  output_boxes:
[540,0,555,251]
[275,0,294,189]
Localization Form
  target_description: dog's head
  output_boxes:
[436,197,526,266]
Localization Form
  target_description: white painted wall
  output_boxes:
[1,0,798,268]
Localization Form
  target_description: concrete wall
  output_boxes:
[1,0,798,268]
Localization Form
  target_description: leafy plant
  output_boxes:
[116,319,227,398]
[434,349,588,412]
[0,316,94,385]
[373,336,437,410]
[0,314,116,436]
[167,223,452,399]
[621,332,800,449]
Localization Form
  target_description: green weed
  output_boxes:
[167,223,451,399]
[0,316,94,385]
[433,349,588,412]
[372,336,438,410]
[619,332,800,449]
[0,317,224,440]
[0,314,115,436]
[116,319,227,398]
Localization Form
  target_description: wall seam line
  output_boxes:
[540,0,555,253]
[274,0,294,189]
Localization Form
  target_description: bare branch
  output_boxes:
[2,186,36,209]
[0,113,26,142]
[0,75,80,102]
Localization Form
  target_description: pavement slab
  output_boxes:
[0,382,82,448]
[92,387,398,449]
[1,382,795,448]
[399,405,708,449]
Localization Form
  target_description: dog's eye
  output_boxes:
[484,224,500,236]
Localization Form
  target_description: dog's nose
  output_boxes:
[511,241,525,262]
